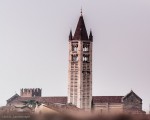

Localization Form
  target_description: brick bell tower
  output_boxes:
[68,12,93,110]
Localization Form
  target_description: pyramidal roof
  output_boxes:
[73,15,88,40]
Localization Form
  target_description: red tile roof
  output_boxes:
[7,95,124,105]
[42,97,67,104]
[123,90,142,101]
[92,96,123,103]
[7,94,20,103]
[7,96,67,105]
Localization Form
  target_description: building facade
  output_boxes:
[6,89,145,114]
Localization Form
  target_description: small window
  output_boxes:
[72,55,78,62]
[72,44,78,52]
[83,44,90,52]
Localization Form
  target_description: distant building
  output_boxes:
[6,12,145,114]
[20,88,41,97]
[6,89,145,114]
[68,12,92,110]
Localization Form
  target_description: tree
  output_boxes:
[14,100,41,110]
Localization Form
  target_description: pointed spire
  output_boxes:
[73,14,88,40]
[69,29,73,40]
[89,29,93,41]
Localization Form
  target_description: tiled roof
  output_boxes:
[7,95,124,105]
[122,90,142,101]
[7,94,19,103]
[92,96,124,103]
[7,96,67,105]
[42,97,67,104]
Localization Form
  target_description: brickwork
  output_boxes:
[68,14,93,110]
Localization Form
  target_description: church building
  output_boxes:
[6,12,145,114]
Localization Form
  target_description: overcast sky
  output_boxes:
[0,0,150,112]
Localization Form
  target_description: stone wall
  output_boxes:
[93,103,123,115]
[123,93,142,114]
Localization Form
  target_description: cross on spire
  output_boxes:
[81,8,82,16]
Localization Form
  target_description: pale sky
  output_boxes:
[0,0,150,112]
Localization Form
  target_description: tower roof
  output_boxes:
[69,30,73,40]
[73,15,88,40]
[89,30,93,41]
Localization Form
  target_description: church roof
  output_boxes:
[92,96,124,103]
[73,15,88,40]
[7,93,20,103]
[122,90,142,101]
[7,96,67,105]
[7,95,124,105]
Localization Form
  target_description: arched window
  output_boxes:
[83,55,89,62]
[72,55,78,62]
[72,44,78,52]
[83,44,89,52]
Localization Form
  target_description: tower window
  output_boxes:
[83,44,89,52]
[72,55,78,62]
[72,46,77,51]
[83,55,89,62]
[72,44,78,52]
[73,56,78,61]
[83,57,88,61]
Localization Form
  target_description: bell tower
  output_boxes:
[68,12,93,110]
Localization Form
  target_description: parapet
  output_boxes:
[20,88,42,97]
